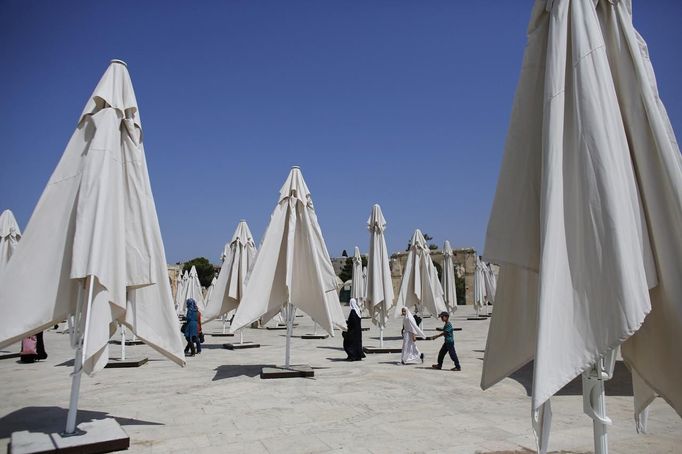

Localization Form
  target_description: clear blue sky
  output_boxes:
[1,1,681,264]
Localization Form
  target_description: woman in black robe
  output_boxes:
[343,298,366,361]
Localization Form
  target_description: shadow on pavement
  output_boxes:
[0,406,163,439]
[212,364,273,381]
[316,346,344,351]
[509,360,633,397]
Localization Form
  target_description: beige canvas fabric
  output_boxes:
[230,167,346,335]
[482,0,681,448]
[394,229,447,318]
[203,220,257,322]
[0,60,185,374]
[0,209,21,277]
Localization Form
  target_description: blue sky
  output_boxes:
[1,1,681,264]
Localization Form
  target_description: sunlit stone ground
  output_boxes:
[0,305,679,453]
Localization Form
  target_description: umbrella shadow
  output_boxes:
[370,336,401,341]
[325,357,350,362]
[378,361,402,366]
[55,359,75,367]
[316,346,344,351]
[509,361,633,397]
[212,364,274,381]
[0,406,163,439]
[200,344,229,350]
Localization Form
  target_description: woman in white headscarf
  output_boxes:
[401,307,425,365]
[343,298,365,361]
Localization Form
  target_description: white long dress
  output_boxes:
[401,309,425,364]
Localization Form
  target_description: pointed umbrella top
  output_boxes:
[80,59,140,128]
[0,210,21,239]
[368,204,387,233]
[443,240,453,257]
[231,220,255,246]
[278,166,311,205]
[409,229,428,251]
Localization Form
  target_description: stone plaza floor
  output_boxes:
[0,306,680,453]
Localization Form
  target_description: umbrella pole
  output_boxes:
[65,275,94,435]
[285,302,293,369]
[121,325,126,361]
[239,329,244,345]
[313,322,318,335]
[582,354,614,454]
[222,314,227,334]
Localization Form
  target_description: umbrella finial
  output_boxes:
[110,59,128,67]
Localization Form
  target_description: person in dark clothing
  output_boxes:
[342,298,366,361]
[183,299,202,356]
[20,331,48,363]
[431,311,461,371]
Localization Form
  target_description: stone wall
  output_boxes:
[387,247,478,306]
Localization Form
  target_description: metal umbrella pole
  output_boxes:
[284,302,295,369]
[64,275,95,435]
[582,349,617,454]
[120,325,126,361]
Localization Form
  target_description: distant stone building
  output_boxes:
[388,247,478,306]
[329,246,482,306]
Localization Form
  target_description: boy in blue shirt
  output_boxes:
[431,311,461,371]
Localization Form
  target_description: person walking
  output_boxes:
[183,299,202,356]
[400,307,425,365]
[343,298,366,361]
[431,311,461,371]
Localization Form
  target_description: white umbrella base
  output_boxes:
[104,358,148,368]
[209,333,235,337]
[10,418,129,454]
[223,342,260,350]
[109,340,144,345]
[260,365,314,379]
[301,334,329,339]
[363,346,402,354]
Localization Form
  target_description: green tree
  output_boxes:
[182,257,215,288]
[338,255,367,282]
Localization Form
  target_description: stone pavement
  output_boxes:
[0,306,679,453]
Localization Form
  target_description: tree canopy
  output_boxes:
[182,257,216,288]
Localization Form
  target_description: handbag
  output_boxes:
[199,332,205,343]
[21,336,38,356]
[180,322,187,334]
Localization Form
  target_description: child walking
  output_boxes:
[431,311,461,371]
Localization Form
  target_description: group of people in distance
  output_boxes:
[343,298,461,371]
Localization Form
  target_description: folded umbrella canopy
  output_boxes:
[473,256,488,316]
[204,276,217,308]
[0,209,21,276]
[481,1,681,453]
[203,220,257,323]
[351,246,365,308]
[394,229,447,319]
[174,270,188,313]
[441,241,458,313]
[483,262,497,305]
[230,167,346,366]
[0,60,185,433]
[177,265,205,314]
[365,204,394,346]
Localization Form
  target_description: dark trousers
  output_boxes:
[437,342,460,368]
[184,336,201,355]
